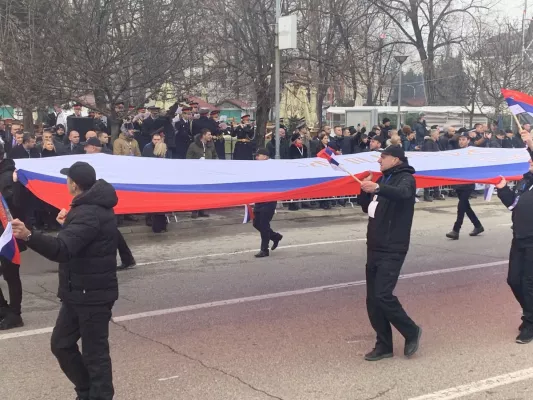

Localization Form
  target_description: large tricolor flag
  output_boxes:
[13,148,531,215]
[0,196,20,265]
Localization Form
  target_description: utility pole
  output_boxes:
[522,0,528,87]
[394,55,408,128]
[274,0,281,159]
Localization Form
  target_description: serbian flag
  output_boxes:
[501,89,533,125]
[0,196,20,265]
[317,147,342,170]
[242,204,255,223]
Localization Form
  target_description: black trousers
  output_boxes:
[0,259,22,315]
[117,230,134,265]
[51,301,114,400]
[366,250,418,351]
[453,189,481,232]
[253,209,280,251]
[508,240,533,326]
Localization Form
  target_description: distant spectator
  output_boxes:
[503,129,524,148]
[412,112,427,145]
[403,130,418,151]
[267,128,290,159]
[289,133,308,159]
[98,131,113,154]
[65,130,85,155]
[186,129,217,160]
[41,140,58,158]
[9,133,40,159]
[439,127,455,151]
[113,127,141,156]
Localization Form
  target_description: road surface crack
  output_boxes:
[364,384,396,400]
[112,321,285,400]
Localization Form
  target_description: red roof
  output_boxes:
[186,96,217,111]
[216,99,253,110]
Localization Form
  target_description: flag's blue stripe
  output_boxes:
[505,98,533,114]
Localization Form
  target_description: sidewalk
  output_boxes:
[118,197,499,235]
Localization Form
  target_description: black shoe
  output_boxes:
[516,326,533,344]
[117,260,136,271]
[424,196,433,202]
[404,326,422,357]
[191,211,199,219]
[0,306,9,319]
[519,321,525,332]
[364,348,393,361]
[254,250,269,258]
[446,231,459,240]
[0,312,23,330]
[469,226,484,237]
[198,211,210,218]
[271,235,283,251]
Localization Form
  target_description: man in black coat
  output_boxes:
[495,131,533,344]
[253,149,283,258]
[421,129,445,202]
[359,145,422,362]
[0,147,27,330]
[174,107,193,159]
[446,133,484,240]
[12,162,118,400]
[140,106,165,151]
[191,108,212,137]
[8,133,40,159]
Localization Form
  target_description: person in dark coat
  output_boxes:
[209,110,226,159]
[11,162,118,400]
[253,149,283,258]
[232,115,255,160]
[358,145,422,361]
[5,121,22,155]
[8,133,40,159]
[412,113,427,145]
[139,106,165,151]
[64,130,85,155]
[421,129,445,201]
[504,129,524,148]
[495,131,533,344]
[191,108,212,137]
[289,133,308,159]
[266,128,290,159]
[0,150,27,330]
[174,107,193,159]
[446,133,484,240]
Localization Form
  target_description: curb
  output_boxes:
[118,198,500,236]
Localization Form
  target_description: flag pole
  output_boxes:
[338,164,362,184]
[513,114,524,132]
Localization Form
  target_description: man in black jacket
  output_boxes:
[446,133,485,240]
[0,147,27,330]
[421,129,445,202]
[496,131,533,344]
[359,146,422,361]
[12,161,118,400]
[253,149,283,258]
[8,133,40,159]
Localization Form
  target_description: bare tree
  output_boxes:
[370,0,491,105]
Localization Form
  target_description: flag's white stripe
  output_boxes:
[0,222,14,253]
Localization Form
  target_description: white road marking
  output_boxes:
[0,259,507,341]
[135,239,366,266]
[158,375,180,382]
[408,367,533,400]
[0,327,54,340]
[497,223,512,227]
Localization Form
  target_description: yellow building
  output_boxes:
[280,83,318,127]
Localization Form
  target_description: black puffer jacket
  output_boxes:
[359,163,416,253]
[0,159,27,252]
[27,180,119,305]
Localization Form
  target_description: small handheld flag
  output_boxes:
[501,89,533,131]
[317,147,362,184]
[242,204,255,224]
[0,195,20,265]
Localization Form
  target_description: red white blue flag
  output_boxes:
[0,196,20,265]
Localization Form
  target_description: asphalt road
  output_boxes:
[0,200,532,400]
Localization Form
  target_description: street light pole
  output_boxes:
[274,0,281,159]
[394,55,408,128]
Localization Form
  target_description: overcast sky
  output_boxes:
[494,0,526,19]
